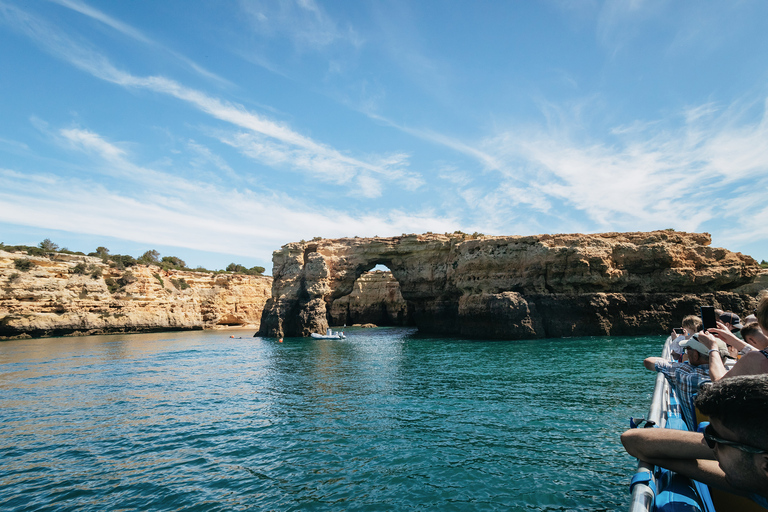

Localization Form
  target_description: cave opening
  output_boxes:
[329,262,414,327]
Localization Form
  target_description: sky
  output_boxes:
[1,0,767,273]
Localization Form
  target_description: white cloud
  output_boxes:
[186,140,235,175]
[0,125,454,264]
[60,127,126,161]
[2,3,418,196]
[240,0,363,51]
[478,94,768,238]
[48,0,228,84]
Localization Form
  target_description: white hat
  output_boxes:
[680,335,728,357]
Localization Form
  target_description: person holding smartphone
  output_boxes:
[698,296,768,382]
[670,315,703,362]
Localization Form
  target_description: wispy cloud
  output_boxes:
[48,0,229,84]
[239,0,363,51]
[0,137,30,152]
[186,140,235,176]
[478,94,768,238]
[0,126,453,263]
[2,2,419,197]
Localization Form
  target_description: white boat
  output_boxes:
[310,328,346,340]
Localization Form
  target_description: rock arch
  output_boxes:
[329,269,411,327]
[256,232,761,339]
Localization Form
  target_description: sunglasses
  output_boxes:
[703,424,768,454]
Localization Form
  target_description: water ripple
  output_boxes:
[0,329,660,511]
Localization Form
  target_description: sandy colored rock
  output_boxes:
[258,231,763,339]
[0,250,271,339]
[329,270,410,326]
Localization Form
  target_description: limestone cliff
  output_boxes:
[0,250,272,339]
[329,270,411,326]
[257,231,763,340]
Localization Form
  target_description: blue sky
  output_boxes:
[1,0,767,272]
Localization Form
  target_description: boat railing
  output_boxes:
[627,339,673,512]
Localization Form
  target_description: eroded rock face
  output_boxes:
[329,270,411,326]
[0,251,272,339]
[257,231,762,339]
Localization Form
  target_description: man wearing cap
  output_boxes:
[644,335,729,431]
[719,311,743,333]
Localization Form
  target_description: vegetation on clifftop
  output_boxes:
[0,240,265,276]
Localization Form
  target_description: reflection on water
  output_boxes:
[0,327,661,511]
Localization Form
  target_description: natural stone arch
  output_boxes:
[256,232,760,339]
[330,263,412,327]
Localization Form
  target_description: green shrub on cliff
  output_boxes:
[761,260,768,268]
[161,256,186,270]
[14,259,34,272]
[108,254,137,270]
[171,278,190,290]
[104,277,119,293]
[71,262,88,275]
[226,263,265,275]
[117,272,137,287]
[138,250,160,266]
[39,239,59,252]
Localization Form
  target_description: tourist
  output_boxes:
[741,322,768,350]
[643,335,728,431]
[699,296,768,381]
[705,321,753,359]
[621,375,768,508]
[719,311,743,333]
[670,315,702,362]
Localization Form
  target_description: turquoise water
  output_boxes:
[0,327,663,511]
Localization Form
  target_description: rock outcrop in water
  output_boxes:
[257,231,763,339]
[0,250,272,339]
[329,270,411,326]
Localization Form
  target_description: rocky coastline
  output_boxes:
[4,231,766,341]
[0,250,271,340]
[257,231,765,340]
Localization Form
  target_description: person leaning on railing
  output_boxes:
[643,335,728,431]
[621,374,768,509]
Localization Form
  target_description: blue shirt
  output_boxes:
[749,493,768,508]
[654,360,711,431]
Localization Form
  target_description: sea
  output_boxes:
[0,327,663,511]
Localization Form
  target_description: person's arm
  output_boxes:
[644,357,664,371]
[723,350,768,379]
[696,332,728,382]
[708,321,751,352]
[621,428,714,460]
[621,428,743,495]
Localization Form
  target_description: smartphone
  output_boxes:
[701,306,717,331]
[673,328,684,335]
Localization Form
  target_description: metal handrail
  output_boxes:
[627,338,672,512]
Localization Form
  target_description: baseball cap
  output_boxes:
[719,312,743,331]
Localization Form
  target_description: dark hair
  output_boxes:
[741,322,762,340]
[757,296,768,333]
[695,375,768,449]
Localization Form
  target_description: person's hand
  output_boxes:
[707,322,740,345]
[697,331,717,350]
